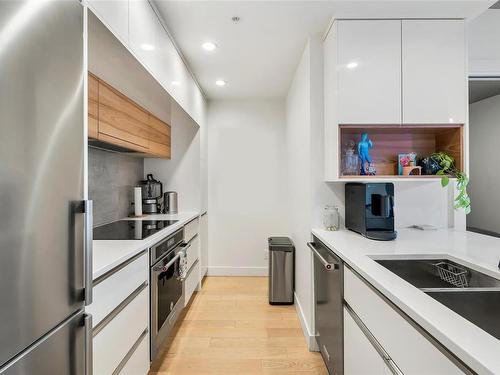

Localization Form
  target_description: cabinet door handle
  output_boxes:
[84,313,93,375]
[387,358,404,375]
[84,200,93,306]
[345,303,405,375]
[307,242,339,271]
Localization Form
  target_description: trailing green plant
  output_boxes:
[431,152,471,214]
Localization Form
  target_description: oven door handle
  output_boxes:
[163,252,183,271]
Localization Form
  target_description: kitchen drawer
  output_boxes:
[344,267,464,375]
[184,234,200,271]
[184,260,200,306]
[184,217,199,243]
[118,330,150,375]
[87,251,148,327]
[93,287,149,375]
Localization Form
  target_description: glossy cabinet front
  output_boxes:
[402,20,466,124]
[337,20,402,125]
[87,0,205,126]
[87,0,129,44]
[344,307,392,375]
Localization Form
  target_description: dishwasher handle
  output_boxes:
[307,242,339,271]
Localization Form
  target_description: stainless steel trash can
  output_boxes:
[268,237,294,305]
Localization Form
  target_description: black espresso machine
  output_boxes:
[345,182,397,241]
[139,174,164,214]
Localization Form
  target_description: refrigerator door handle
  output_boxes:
[84,314,93,375]
[84,200,93,306]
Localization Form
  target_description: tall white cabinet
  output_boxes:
[323,18,468,181]
[337,20,402,125]
[402,20,466,124]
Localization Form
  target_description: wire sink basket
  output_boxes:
[434,261,469,288]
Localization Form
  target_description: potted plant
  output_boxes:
[431,152,471,214]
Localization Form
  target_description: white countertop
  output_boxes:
[93,212,199,280]
[312,228,500,375]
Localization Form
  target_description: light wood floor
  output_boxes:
[149,276,328,375]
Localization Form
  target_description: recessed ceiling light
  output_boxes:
[215,80,226,87]
[202,41,217,51]
[347,61,358,69]
[171,81,180,86]
[140,43,155,51]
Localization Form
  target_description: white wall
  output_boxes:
[207,99,288,276]
[286,37,344,349]
[145,101,201,212]
[468,94,500,234]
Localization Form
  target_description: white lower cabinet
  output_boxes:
[344,267,464,375]
[184,260,200,306]
[200,213,208,277]
[87,252,148,327]
[185,234,200,271]
[184,217,200,243]
[344,307,391,375]
[118,331,150,375]
[93,287,149,375]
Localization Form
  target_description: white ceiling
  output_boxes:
[154,0,495,100]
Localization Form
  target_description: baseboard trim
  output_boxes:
[294,292,319,352]
[207,266,268,276]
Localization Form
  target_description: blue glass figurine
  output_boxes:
[358,133,373,175]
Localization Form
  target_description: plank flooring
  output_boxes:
[149,277,328,375]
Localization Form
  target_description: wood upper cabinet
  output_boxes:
[98,80,150,152]
[147,114,171,158]
[88,73,171,158]
[88,73,99,139]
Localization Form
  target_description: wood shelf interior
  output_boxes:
[339,125,463,178]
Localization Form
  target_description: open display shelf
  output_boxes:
[339,124,464,180]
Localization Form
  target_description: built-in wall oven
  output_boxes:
[150,228,186,360]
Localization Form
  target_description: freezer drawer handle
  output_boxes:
[307,242,339,271]
[84,314,93,375]
[84,200,93,306]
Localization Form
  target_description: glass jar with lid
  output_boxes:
[323,205,340,231]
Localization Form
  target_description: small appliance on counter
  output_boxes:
[164,191,178,214]
[139,174,164,214]
[345,182,397,241]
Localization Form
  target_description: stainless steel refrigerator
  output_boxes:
[0,1,92,374]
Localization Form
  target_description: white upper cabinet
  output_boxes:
[129,0,162,73]
[88,0,129,44]
[402,20,466,124]
[87,0,205,127]
[337,20,402,124]
[468,10,500,76]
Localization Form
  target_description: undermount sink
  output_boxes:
[373,258,500,290]
[373,257,500,340]
[426,290,500,340]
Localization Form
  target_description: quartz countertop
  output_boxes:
[93,212,199,280]
[312,228,500,374]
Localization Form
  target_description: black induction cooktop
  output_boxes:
[93,220,178,240]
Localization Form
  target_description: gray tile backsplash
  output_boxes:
[88,147,143,226]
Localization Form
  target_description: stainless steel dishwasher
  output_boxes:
[308,236,343,375]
